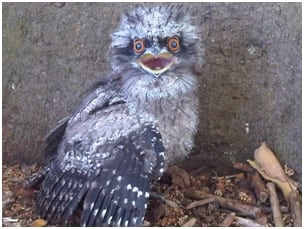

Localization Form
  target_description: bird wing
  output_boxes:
[44,76,122,160]
[37,124,165,226]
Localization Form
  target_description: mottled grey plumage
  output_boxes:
[32,4,202,226]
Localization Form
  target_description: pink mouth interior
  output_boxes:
[142,57,172,70]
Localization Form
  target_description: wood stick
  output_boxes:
[261,205,289,214]
[186,197,215,209]
[181,218,197,227]
[184,189,262,218]
[233,162,254,172]
[233,215,263,227]
[211,173,245,180]
[288,190,302,227]
[250,172,269,203]
[218,213,235,227]
[266,182,284,227]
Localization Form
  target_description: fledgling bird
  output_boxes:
[31,4,203,226]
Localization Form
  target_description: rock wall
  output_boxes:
[2,3,301,179]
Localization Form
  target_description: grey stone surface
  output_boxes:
[2,3,301,179]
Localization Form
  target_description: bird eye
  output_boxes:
[133,38,145,54]
[167,36,180,53]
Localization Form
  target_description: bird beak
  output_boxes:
[137,51,176,77]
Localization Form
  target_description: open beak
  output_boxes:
[137,51,176,77]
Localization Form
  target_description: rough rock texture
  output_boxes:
[2,3,301,179]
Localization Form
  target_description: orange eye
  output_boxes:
[167,36,180,53]
[133,38,145,54]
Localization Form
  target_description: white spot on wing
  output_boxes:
[93,208,98,216]
[132,186,139,192]
[90,202,94,210]
[133,217,138,225]
[101,209,107,218]
[108,216,113,225]
[127,184,132,190]
[138,191,143,197]
[124,220,129,227]
[117,217,122,226]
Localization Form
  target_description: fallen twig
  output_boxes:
[233,162,254,172]
[181,218,197,227]
[151,192,179,208]
[288,190,302,227]
[250,172,269,203]
[184,189,263,218]
[233,215,263,227]
[266,182,284,226]
[261,205,289,214]
[218,212,235,227]
[211,173,245,180]
[185,197,215,209]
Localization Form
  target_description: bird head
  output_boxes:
[110,5,203,79]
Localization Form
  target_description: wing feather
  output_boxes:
[80,125,165,226]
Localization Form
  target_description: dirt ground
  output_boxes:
[2,161,299,227]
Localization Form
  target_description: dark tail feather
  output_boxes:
[37,165,90,225]
[111,207,124,226]
[51,170,89,223]
[79,125,165,226]
[97,198,118,226]
[37,124,165,226]
[81,145,135,226]
[60,184,88,224]
[81,170,152,226]
[121,209,131,227]
[43,172,72,220]
[37,167,66,217]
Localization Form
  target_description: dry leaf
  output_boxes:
[32,219,47,227]
[168,166,190,188]
[253,142,286,182]
[8,184,35,197]
[248,142,298,201]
